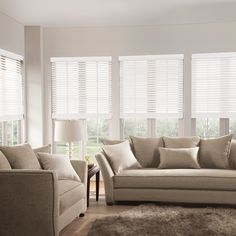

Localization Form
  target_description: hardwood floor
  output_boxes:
[60,181,134,236]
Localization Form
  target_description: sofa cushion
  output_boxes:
[129,136,163,168]
[158,147,200,169]
[163,136,200,148]
[100,138,125,145]
[113,169,236,191]
[0,143,41,169]
[38,153,81,181]
[58,180,85,214]
[0,151,11,170]
[229,141,236,169]
[102,140,141,175]
[199,134,233,169]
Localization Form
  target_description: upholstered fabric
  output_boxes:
[163,136,200,148]
[129,136,163,168]
[0,143,41,169]
[158,147,200,169]
[114,169,236,191]
[0,151,11,170]
[102,140,141,174]
[199,134,233,169]
[229,141,236,169]
[33,144,51,156]
[114,189,236,204]
[0,160,87,236]
[0,170,58,236]
[58,180,85,214]
[38,153,81,181]
[95,152,115,204]
[100,138,125,145]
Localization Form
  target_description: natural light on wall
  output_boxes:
[192,52,236,137]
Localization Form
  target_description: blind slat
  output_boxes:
[0,53,23,121]
[192,52,236,118]
[119,55,184,118]
[51,57,112,119]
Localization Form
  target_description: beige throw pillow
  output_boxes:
[129,136,163,168]
[199,134,233,169]
[0,143,41,169]
[100,138,125,145]
[38,153,81,181]
[102,140,141,175]
[158,147,200,169]
[0,151,11,170]
[163,136,200,148]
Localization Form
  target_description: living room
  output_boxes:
[1,0,236,235]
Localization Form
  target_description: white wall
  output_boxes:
[43,22,236,144]
[0,12,24,56]
[24,26,44,147]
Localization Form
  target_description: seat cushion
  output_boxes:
[58,180,85,214]
[113,169,236,191]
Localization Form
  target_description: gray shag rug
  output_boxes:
[88,204,236,236]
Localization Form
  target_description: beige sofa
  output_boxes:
[96,139,236,206]
[0,145,87,236]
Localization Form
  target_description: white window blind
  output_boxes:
[0,49,24,121]
[192,52,236,118]
[51,57,112,119]
[119,55,184,118]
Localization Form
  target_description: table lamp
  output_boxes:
[54,120,85,159]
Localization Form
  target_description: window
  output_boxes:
[0,49,24,145]
[192,52,236,137]
[51,57,112,158]
[119,55,184,137]
[229,119,236,138]
[156,119,179,137]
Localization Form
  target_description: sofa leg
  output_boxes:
[79,213,85,217]
[106,202,114,206]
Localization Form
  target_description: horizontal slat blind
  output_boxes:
[119,55,184,118]
[0,51,23,122]
[192,52,236,118]
[51,57,112,119]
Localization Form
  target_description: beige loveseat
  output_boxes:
[0,145,87,236]
[96,137,236,206]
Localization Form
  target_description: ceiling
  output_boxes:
[0,0,236,27]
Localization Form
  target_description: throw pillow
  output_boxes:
[37,153,81,181]
[0,143,41,169]
[163,136,200,148]
[158,147,200,169]
[102,140,141,174]
[129,136,163,168]
[0,151,11,170]
[33,145,51,156]
[199,134,233,169]
[100,138,125,145]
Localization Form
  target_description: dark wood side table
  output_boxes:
[87,164,100,207]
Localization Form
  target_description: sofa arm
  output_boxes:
[95,152,115,204]
[0,170,59,236]
[70,160,88,185]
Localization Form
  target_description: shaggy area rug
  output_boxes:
[88,204,236,236]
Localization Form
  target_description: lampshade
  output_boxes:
[54,120,85,142]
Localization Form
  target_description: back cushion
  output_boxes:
[163,136,200,148]
[230,141,236,169]
[0,151,11,170]
[129,136,164,168]
[100,138,125,145]
[199,134,233,169]
[0,143,41,169]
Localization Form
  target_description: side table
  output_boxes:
[87,164,100,207]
